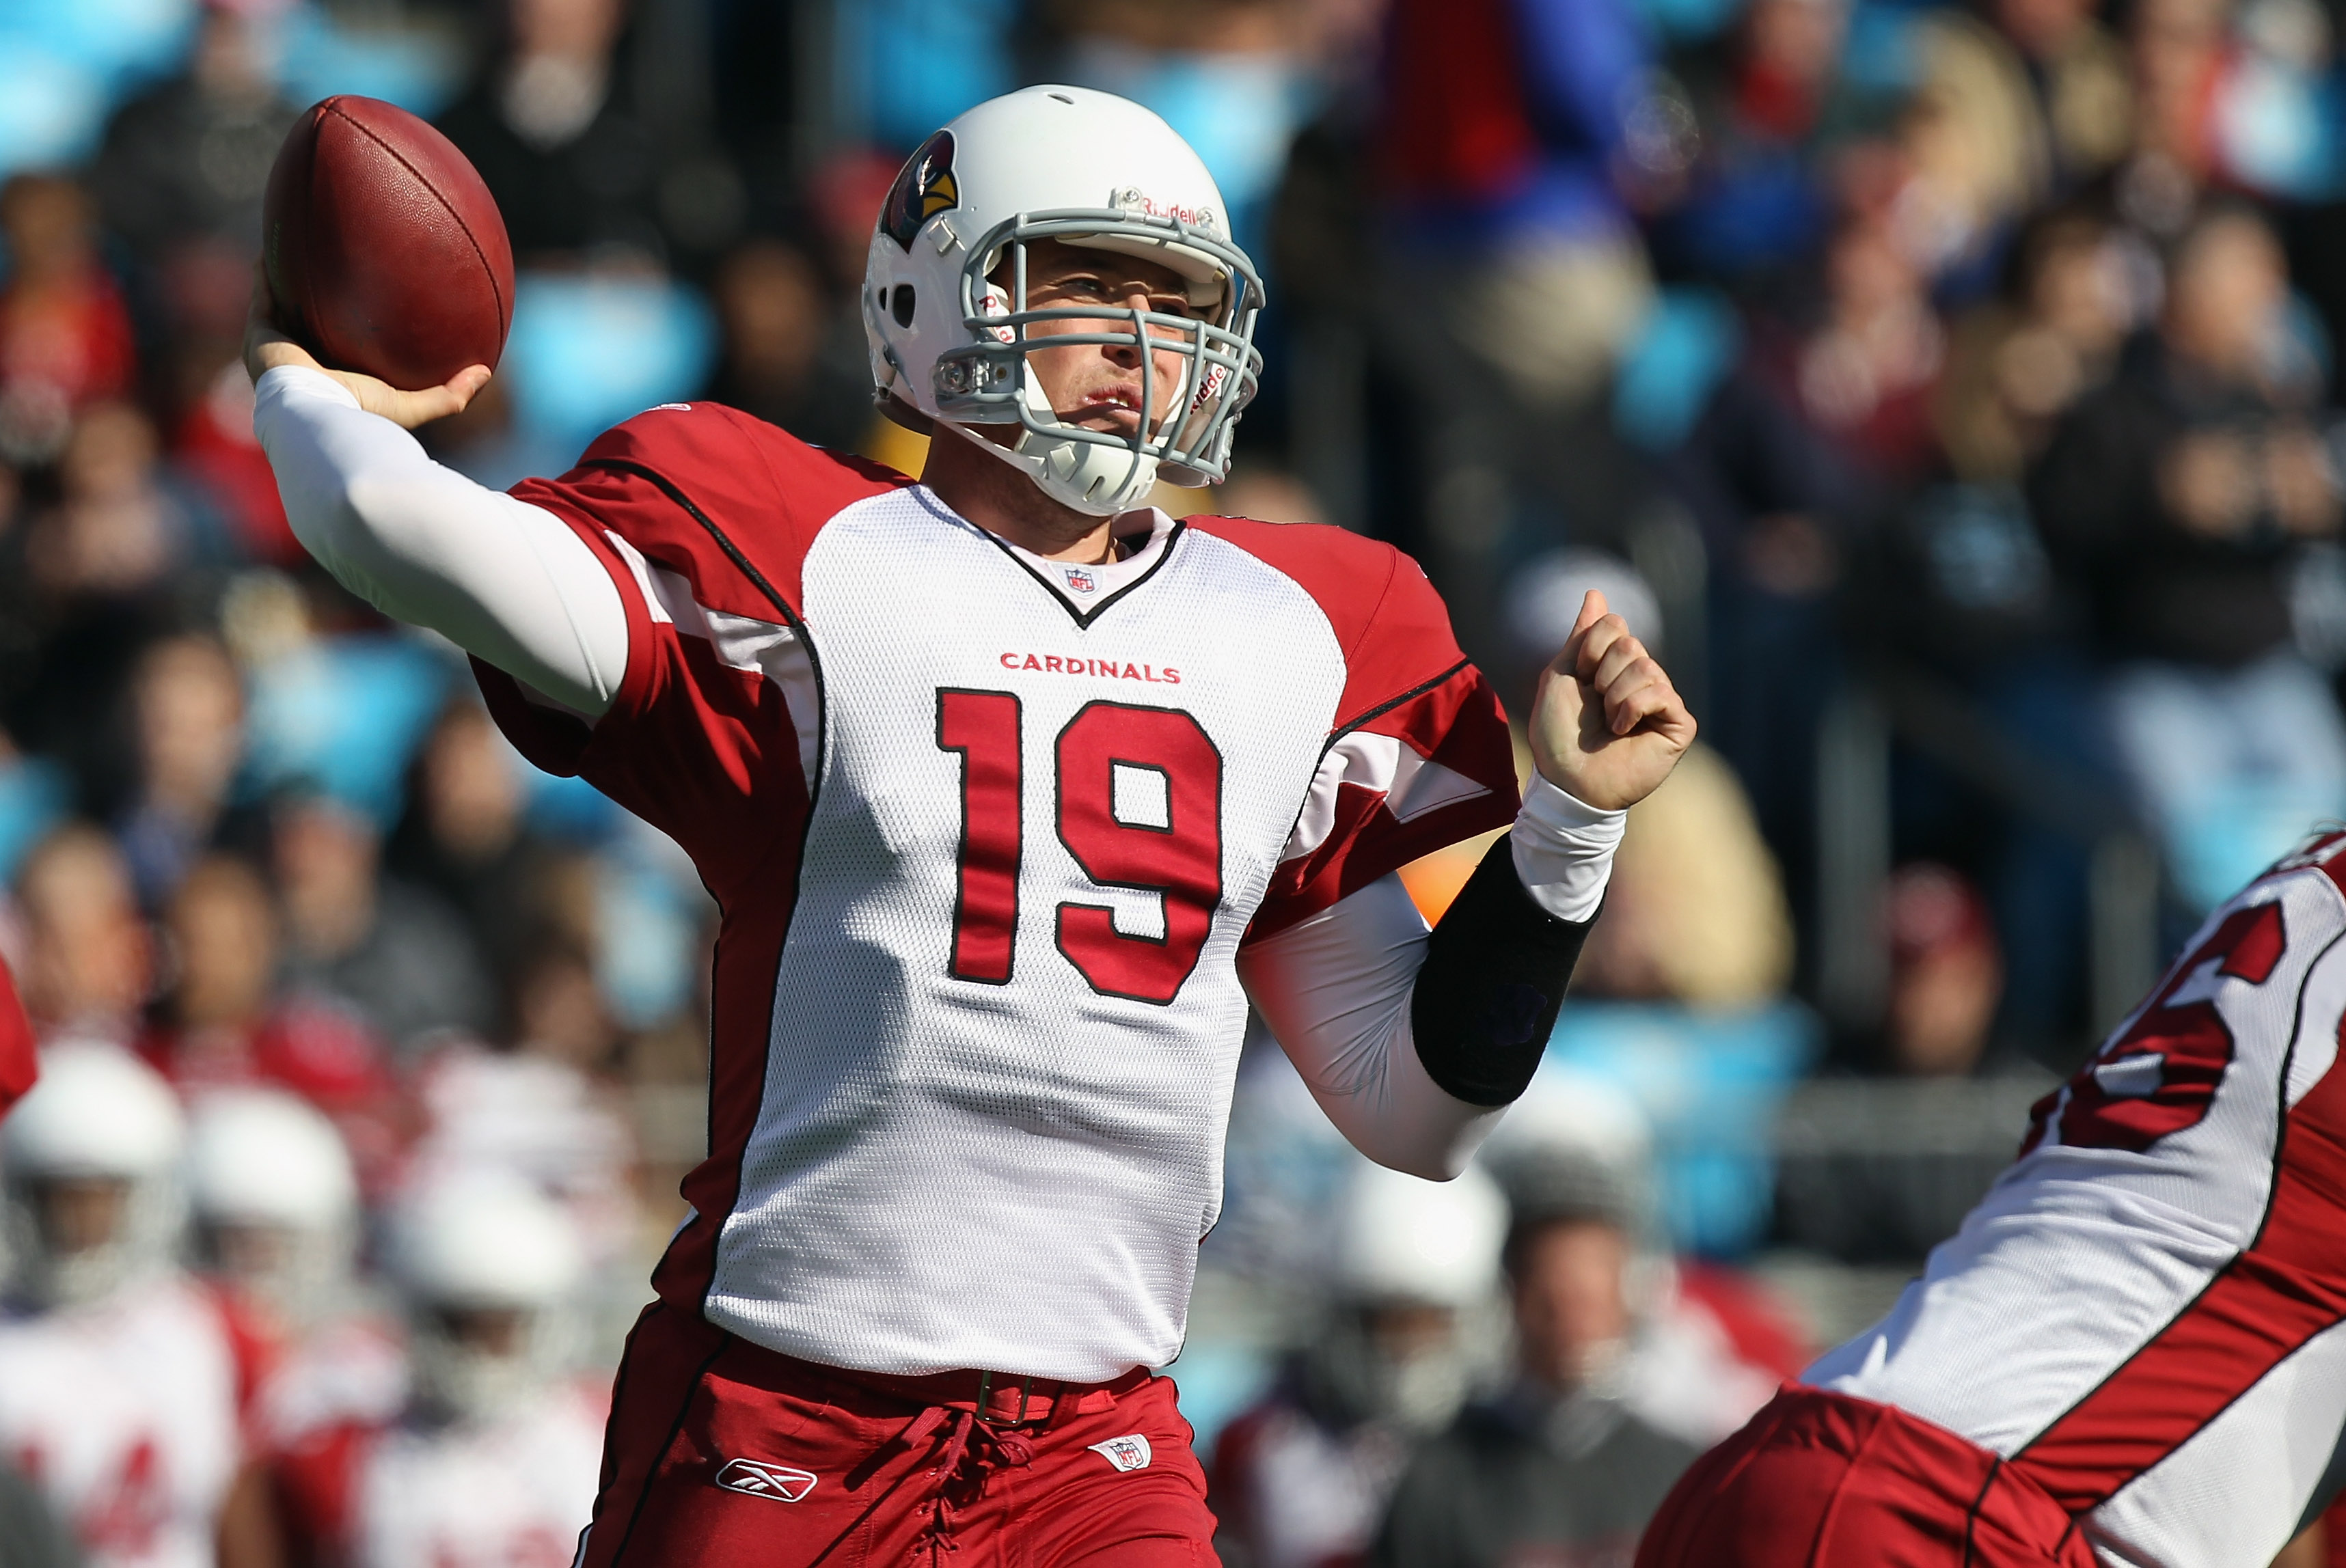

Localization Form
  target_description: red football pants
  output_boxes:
[1636,1385,2097,1567]
[577,1303,1219,1567]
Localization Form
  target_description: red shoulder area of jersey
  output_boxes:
[1181,516,1467,727]
[2267,827,2346,900]
[511,401,914,620]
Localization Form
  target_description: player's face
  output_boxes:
[1510,1219,1633,1390]
[1363,1300,1458,1364]
[1009,239,1217,439]
[29,1175,131,1256]
[201,1219,298,1287]
[437,1304,530,1357]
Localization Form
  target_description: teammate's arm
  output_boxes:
[243,297,628,717]
[1242,592,1692,1179]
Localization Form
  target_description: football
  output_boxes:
[262,95,515,391]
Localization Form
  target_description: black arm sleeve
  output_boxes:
[1409,832,1594,1107]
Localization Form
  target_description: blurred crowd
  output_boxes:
[1,0,2345,1561]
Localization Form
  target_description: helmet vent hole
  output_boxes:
[890,285,916,328]
[1048,92,1074,104]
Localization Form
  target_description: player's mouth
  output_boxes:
[1068,387,1146,433]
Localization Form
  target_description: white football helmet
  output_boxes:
[1305,1161,1510,1431]
[391,1171,584,1425]
[1,1042,187,1309]
[187,1088,359,1328]
[862,84,1266,515]
[1332,1161,1509,1310]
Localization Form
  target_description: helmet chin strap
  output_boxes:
[936,406,1162,518]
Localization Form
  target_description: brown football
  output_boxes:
[262,96,515,391]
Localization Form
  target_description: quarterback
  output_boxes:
[246,87,1693,1565]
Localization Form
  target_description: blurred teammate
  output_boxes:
[1486,1082,1808,1450]
[1212,1163,1508,1568]
[186,1089,404,1455]
[1374,1150,1701,1566]
[247,85,1695,1563]
[1640,828,2346,1566]
[0,1043,274,1568]
[273,1173,603,1568]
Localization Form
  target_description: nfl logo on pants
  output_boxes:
[1088,1434,1153,1473]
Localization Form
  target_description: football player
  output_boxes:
[1638,830,2346,1567]
[244,85,1694,1565]
[1212,1161,1509,1567]
[0,1043,274,1568]
[271,1172,603,1568]
[185,1089,405,1456]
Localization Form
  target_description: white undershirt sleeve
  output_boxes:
[1238,773,1624,1180]
[251,364,629,717]
[1512,772,1628,922]
[1240,872,1500,1180]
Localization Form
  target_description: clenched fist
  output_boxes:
[1527,590,1696,812]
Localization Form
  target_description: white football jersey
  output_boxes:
[478,407,1516,1382]
[1214,1400,1410,1568]
[1806,830,2346,1567]
[0,1275,245,1568]
[346,1389,605,1568]
[251,1316,407,1453]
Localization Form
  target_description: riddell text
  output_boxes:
[1000,652,1182,684]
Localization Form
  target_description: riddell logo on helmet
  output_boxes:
[1111,187,1217,233]
[713,1457,818,1502]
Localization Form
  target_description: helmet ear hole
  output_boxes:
[890,284,916,328]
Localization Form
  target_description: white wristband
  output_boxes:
[1510,772,1626,924]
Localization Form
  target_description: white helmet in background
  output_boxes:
[1301,1161,1509,1433]
[187,1089,358,1328]
[1479,1067,1654,1174]
[863,84,1266,515]
[1,1042,187,1309]
[392,1172,583,1425]
[1332,1161,1509,1309]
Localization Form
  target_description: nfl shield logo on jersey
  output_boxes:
[713,1457,819,1502]
[1087,1433,1153,1473]
[1064,567,1097,594]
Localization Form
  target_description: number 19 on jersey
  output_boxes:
[936,689,1224,1005]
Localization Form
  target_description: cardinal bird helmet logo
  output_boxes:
[882,130,959,251]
